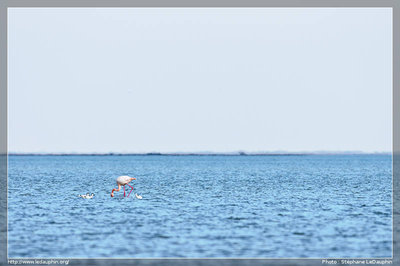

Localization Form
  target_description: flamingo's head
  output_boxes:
[130,177,136,181]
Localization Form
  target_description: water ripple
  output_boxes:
[7,154,392,258]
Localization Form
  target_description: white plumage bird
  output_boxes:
[79,193,94,199]
[111,175,136,197]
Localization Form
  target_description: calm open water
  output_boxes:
[8,155,392,258]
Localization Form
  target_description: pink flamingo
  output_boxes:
[111,176,136,197]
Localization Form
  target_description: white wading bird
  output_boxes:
[79,193,94,199]
[111,175,136,198]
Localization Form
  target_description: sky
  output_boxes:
[8,8,392,153]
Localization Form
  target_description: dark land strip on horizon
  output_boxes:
[7,152,391,156]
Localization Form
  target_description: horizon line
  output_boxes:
[7,151,392,156]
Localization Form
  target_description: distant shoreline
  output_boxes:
[7,152,391,156]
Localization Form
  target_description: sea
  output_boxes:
[7,154,392,258]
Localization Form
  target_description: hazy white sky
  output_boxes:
[8,8,392,153]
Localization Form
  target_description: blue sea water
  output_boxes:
[7,155,392,258]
